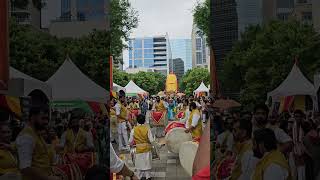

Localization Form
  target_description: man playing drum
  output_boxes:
[185,102,203,141]
[129,114,154,180]
[151,96,168,138]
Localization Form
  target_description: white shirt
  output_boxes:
[180,110,190,125]
[59,130,94,148]
[238,150,259,180]
[115,102,121,116]
[216,131,234,152]
[263,163,289,180]
[185,111,200,129]
[110,143,124,173]
[267,125,292,143]
[16,134,35,169]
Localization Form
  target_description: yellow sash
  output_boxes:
[118,101,127,123]
[252,150,291,180]
[18,126,52,179]
[230,141,252,180]
[188,109,203,139]
[64,129,87,153]
[155,101,166,112]
[133,125,151,154]
[0,149,19,175]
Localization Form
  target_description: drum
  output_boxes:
[164,121,185,135]
[213,154,236,180]
[165,127,192,154]
[179,141,199,177]
[176,111,185,119]
[151,111,167,127]
[52,163,83,180]
[61,152,96,176]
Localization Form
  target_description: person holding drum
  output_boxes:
[115,90,130,151]
[185,102,203,141]
[128,114,154,180]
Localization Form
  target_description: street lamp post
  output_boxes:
[0,0,9,90]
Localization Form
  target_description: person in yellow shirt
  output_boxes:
[230,119,258,180]
[58,117,94,154]
[115,90,130,151]
[15,106,60,180]
[185,102,203,140]
[251,128,290,180]
[0,109,20,179]
[128,114,154,180]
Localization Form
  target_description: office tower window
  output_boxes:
[129,60,133,67]
[144,59,154,67]
[277,0,294,8]
[196,52,202,64]
[144,49,154,54]
[144,53,154,58]
[144,39,153,48]
[302,12,312,21]
[134,40,143,48]
[196,38,202,50]
[134,49,143,58]
[135,60,143,67]
[297,0,308,3]
[277,13,290,20]
[61,0,71,20]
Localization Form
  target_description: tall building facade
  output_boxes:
[211,0,238,73]
[236,0,263,35]
[192,24,210,69]
[128,34,172,76]
[170,39,192,72]
[169,58,185,81]
[9,0,41,28]
[42,0,110,38]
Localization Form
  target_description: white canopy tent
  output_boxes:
[113,83,126,92]
[0,67,52,99]
[124,80,147,96]
[194,82,209,94]
[47,58,108,103]
[267,63,318,111]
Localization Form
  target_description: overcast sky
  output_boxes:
[122,0,201,68]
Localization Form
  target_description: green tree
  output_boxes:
[113,69,131,87]
[222,20,320,109]
[193,0,210,44]
[111,0,138,63]
[180,68,210,96]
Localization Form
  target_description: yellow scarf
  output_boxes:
[133,125,152,154]
[252,150,291,180]
[230,140,252,180]
[188,109,203,139]
[64,129,87,153]
[0,149,19,175]
[18,126,52,179]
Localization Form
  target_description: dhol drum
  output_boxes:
[213,154,236,180]
[151,111,167,127]
[165,127,192,154]
[164,121,185,135]
[52,163,83,180]
[179,141,199,177]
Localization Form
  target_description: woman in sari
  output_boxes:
[167,98,176,121]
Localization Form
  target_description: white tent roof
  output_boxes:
[46,58,108,103]
[5,67,52,98]
[113,83,126,92]
[268,63,316,99]
[194,82,209,93]
[124,80,147,95]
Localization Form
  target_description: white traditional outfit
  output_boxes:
[115,101,129,151]
[129,124,154,179]
[110,143,124,173]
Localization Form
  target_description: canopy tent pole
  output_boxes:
[0,0,9,90]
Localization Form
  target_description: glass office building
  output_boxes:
[170,39,192,72]
[128,35,171,75]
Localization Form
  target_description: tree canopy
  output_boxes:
[9,0,138,90]
[180,68,210,96]
[222,20,320,110]
[193,0,210,44]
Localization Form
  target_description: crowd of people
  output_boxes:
[213,104,320,180]
[109,90,212,179]
[0,104,120,180]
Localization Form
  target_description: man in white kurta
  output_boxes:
[129,115,155,180]
[115,93,130,151]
